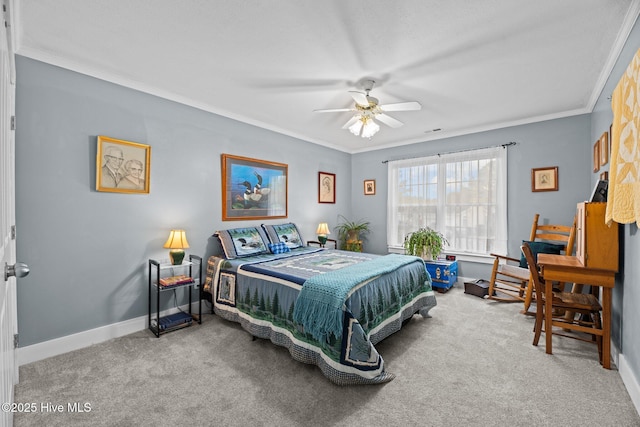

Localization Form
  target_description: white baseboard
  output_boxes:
[619,353,640,417]
[17,303,200,366]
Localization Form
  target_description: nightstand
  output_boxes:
[307,238,337,249]
[148,254,202,337]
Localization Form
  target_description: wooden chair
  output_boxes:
[521,243,603,361]
[487,214,576,314]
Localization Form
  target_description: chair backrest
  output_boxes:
[529,213,577,255]
[520,243,544,299]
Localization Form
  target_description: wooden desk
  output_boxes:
[537,253,616,369]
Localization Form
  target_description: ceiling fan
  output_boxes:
[313,79,421,138]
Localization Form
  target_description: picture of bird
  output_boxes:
[227,160,285,215]
[237,171,271,208]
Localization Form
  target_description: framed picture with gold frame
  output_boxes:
[96,135,151,194]
[593,139,601,173]
[531,166,558,192]
[600,131,609,166]
[221,154,288,221]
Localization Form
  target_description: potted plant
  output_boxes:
[334,215,370,252]
[404,227,449,260]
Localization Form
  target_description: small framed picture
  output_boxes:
[217,272,236,306]
[531,166,558,192]
[364,179,376,195]
[600,131,609,166]
[96,136,151,194]
[593,139,601,173]
[318,171,336,203]
[600,171,609,181]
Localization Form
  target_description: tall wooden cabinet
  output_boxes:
[575,202,618,271]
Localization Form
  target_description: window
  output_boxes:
[387,146,507,256]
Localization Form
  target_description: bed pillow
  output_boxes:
[215,226,270,259]
[519,240,564,268]
[268,242,291,254]
[262,223,304,249]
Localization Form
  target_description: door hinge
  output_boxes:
[10,225,15,240]
[10,116,15,130]
[13,334,18,349]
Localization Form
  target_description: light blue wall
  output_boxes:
[15,57,351,346]
[591,19,640,383]
[351,115,592,280]
[14,21,640,394]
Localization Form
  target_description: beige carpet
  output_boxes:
[13,285,640,427]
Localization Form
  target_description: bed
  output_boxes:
[202,224,437,385]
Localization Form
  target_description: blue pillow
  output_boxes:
[215,227,270,259]
[262,223,304,249]
[268,242,291,254]
[520,240,564,268]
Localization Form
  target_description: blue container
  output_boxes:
[425,260,458,291]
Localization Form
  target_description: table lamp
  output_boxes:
[163,229,189,265]
[316,223,330,246]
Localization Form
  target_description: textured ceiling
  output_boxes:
[14,0,640,153]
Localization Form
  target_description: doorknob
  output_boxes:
[4,262,29,281]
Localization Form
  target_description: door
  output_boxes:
[1,1,18,425]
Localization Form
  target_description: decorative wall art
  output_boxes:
[221,154,288,221]
[600,131,609,166]
[593,139,601,173]
[364,179,376,195]
[531,166,558,192]
[318,171,336,203]
[96,135,151,194]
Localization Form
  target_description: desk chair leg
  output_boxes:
[487,257,500,298]
[594,312,603,365]
[533,304,544,346]
[523,277,534,314]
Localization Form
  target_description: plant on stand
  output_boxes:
[334,215,370,252]
[404,227,449,260]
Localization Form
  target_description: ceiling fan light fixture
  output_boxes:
[348,116,364,136]
[361,117,380,139]
[323,81,418,139]
[348,114,380,139]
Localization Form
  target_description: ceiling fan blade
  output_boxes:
[379,101,422,112]
[349,91,370,107]
[341,116,360,129]
[313,108,354,113]
[376,113,404,128]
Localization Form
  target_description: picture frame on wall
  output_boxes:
[600,131,609,166]
[364,179,376,195]
[593,139,601,173]
[318,171,336,203]
[531,166,558,192]
[221,154,288,221]
[96,135,151,194]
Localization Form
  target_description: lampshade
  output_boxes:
[316,223,330,236]
[163,230,190,249]
[361,118,380,139]
[348,116,364,136]
[163,229,189,265]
